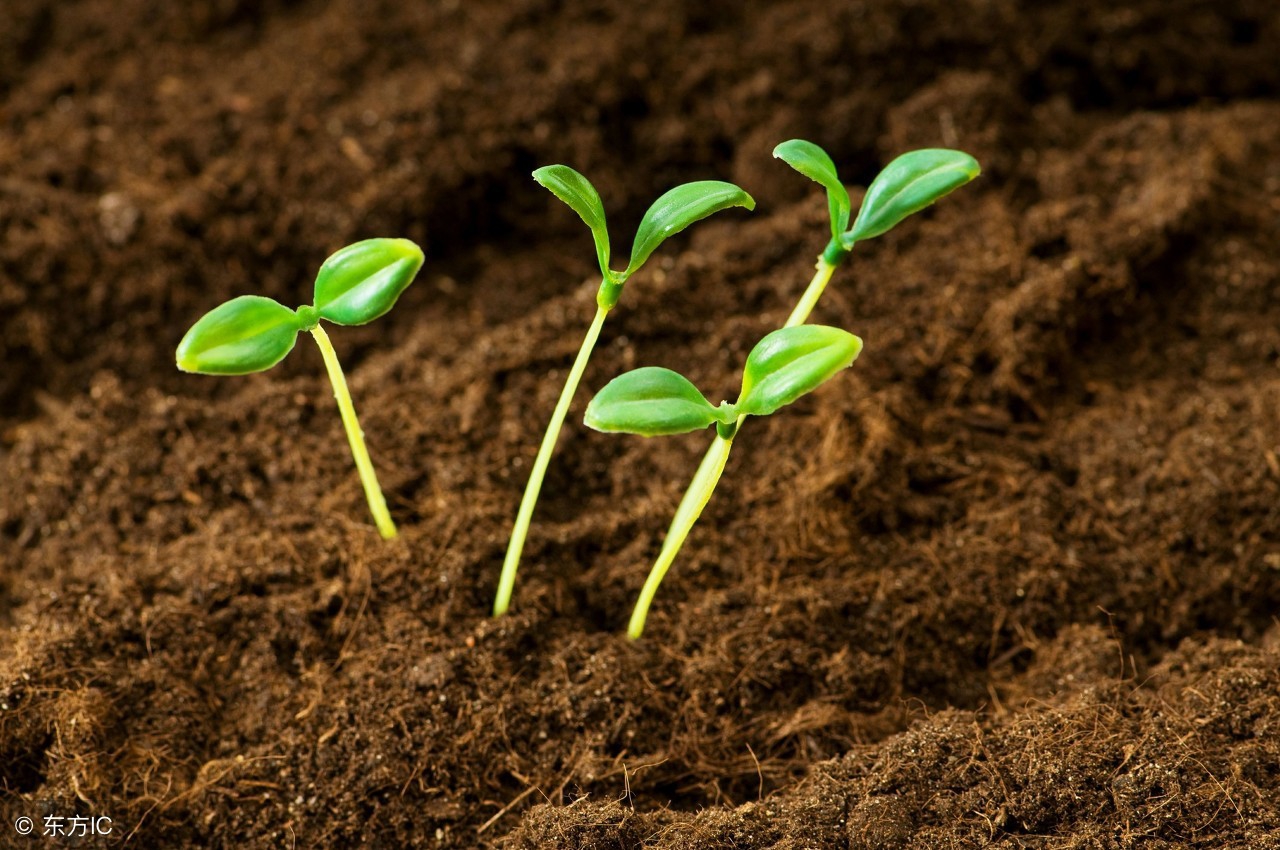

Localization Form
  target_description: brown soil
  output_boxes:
[4,1,1280,847]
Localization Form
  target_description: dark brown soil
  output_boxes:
[4,1,1280,847]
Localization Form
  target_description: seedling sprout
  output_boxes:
[584,324,864,638]
[634,143,980,635]
[176,238,424,540]
[493,166,754,617]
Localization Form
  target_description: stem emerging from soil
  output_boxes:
[630,432,734,639]
[645,256,841,630]
[309,325,398,540]
[495,304,611,616]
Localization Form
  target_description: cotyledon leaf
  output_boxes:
[774,139,851,238]
[585,367,726,437]
[176,295,302,375]
[313,238,425,326]
[624,181,755,277]
[846,149,980,245]
[533,165,612,278]
[737,325,863,417]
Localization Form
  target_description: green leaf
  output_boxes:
[533,165,612,278]
[313,238,425,326]
[585,367,725,437]
[176,295,302,375]
[625,181,755,277]
[737,325,863,417]
[774,139,851,238]
[846,149,980,245]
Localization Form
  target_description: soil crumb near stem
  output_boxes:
[3,0,1280,847]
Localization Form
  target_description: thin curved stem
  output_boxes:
[495,304,610,616]
[629,433,733,639]
[784,256,838,328]
[643,256,840,633]
[309,325,397,540]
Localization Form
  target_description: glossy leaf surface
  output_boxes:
[774,139,851,238]
[533,165,612,277]
[737,325,862,416]
[176,295,301,375]
[846,149,980,244]
[585,367,724,436]
[313,238,424,326]
[625,181,754,276]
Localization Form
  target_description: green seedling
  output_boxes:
[176,238,424,540]
[641,142,980,635]
[493,166,754,617]
[774,141,981,323]
[584,324,863,638]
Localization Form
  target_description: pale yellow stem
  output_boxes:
[309,325,397,540]
[629,434,733,639]
[495,304,610,616]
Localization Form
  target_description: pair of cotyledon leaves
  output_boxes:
[532,167,755,303]
[176,238,425,375]
[584,324,862,437]
[773,141,980,246]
